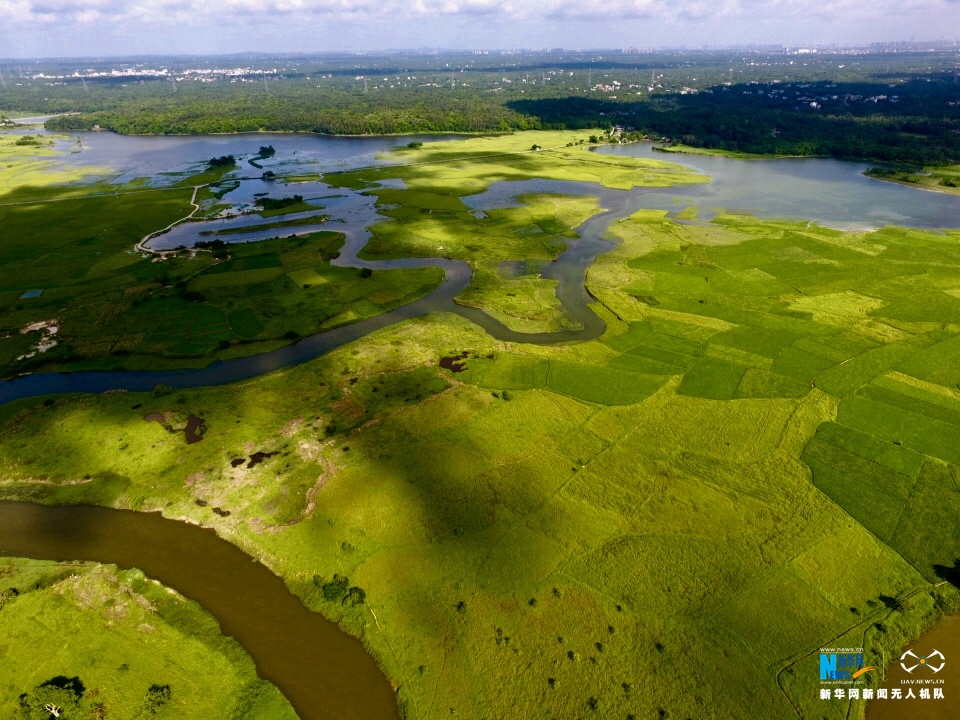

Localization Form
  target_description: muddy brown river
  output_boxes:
[0,501,398,720]
[866,613,960,720]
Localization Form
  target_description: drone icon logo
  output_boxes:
[900,649,945,674]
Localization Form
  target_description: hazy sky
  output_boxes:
[1,1,959,58]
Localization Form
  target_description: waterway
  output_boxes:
[3,131,960,719]
[3,138,960,404]
[0,501,399,720]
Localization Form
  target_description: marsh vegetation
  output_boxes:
[1,129,960,720]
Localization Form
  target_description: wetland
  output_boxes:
[3,127,960,720]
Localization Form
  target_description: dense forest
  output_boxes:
[1,49,958,164]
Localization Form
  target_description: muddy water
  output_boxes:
[866,613,960,720]
[0,501,399,720]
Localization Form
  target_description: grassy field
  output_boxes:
[0,133,110,194]
[322,131,706,332]
[2,208,960,718]
[651,143,782,160]
[0,558,296,720]
[0,134,443,376]
[328,130,708,195]
[1,131,959,719]
[364,192,602,332]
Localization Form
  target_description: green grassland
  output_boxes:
[0,146,442,375]
[865,164,960,195]
[0,558,296,720]
[3,208,960,719]
[0,133,110,194]
[200,214,330,236]
[2,131,960,719]
[366,192,602,332]
[321,130,706,332]
[327,130,708,196]
[652,143,781,160]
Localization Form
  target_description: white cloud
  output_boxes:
[2,0,957,26]
[0,0,957,56]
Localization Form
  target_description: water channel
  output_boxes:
[0,501,398,720]
[3,130,960,719]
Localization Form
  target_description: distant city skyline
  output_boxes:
[1,1,959,59]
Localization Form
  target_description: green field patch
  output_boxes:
[895,332,960,387]
[709,325,801,359]
[837,396,960,466]
[318,309,359,329]
[364,287,404,305]
[874,372,960,416]
[733,368,809,399]
[624,343,699,370]
[814,339,920,397]
[85,250,144,277]
[286,267,330,288]
[604,352,684,375]
[676,358,745,399]
[789,290,886,319]
[711,566,843,661]
[476,525,567,593]
[769,346,837,383]
[0,332,40,367]
[888,461,960,580]
[872,290,960,324]
[675,297,822,336]
[813,421,924,478]
[704,343,774,370]
[205,214,328,236]
[793,334,873,363]
[348,298,382,317]
[858,383,960,428]
[191,267,287,290]
[258,201,317,218]
[546,361,667,405]
[373,188,468,212]
[203,253,283,274]
[227,308,263,338]
[803,441,910,542]
[458,354,550,390]
[0,559,296,720]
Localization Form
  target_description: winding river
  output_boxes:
[0,501,398,720]
[3,139,960,405]
[3,130,960,719]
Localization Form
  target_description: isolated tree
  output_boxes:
[141,684,172,714]
[18,676,85,719]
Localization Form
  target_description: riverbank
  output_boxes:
[652,142,820,160]
[0,555,298,720]
[0,504,397,720]
[864,165,960,197]
[868,610,960,719]
[3,130,960,720]
[4,201,960,719]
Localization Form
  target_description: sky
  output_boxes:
[1,0,959,58]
